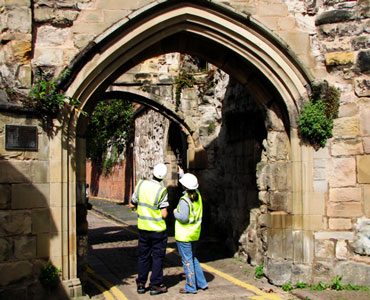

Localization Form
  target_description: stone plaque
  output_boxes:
[5,125,38,151]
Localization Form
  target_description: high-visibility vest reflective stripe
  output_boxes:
[175,190,203,242]
[136,179,167,231]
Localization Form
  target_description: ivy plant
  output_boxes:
[24,70,84,134]
[298,81,340,149]
[86,99,134,175]
[174,72,196,111]
[39,261,61,290]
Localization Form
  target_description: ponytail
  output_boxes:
[188,190,198,202]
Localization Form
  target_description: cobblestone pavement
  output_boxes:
[85,198,370,300]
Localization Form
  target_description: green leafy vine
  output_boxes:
[298,81,340,149]
[39,261,61,290]
[23,70,85,135]
[174,69,215,111]
[86,99,134,175]
[175,72,196,111]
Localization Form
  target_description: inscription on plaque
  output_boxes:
[5,125,38,151]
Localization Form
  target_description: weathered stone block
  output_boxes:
[17,64,32,88]
[6,8,32,34]
[365,186,370,217]
[265,131,289,161]
[334,261,370,286]
[358,50,370,73]
[256,4,288,17]
[291,264,313,285]
[315,239,335,259]
[351,36,370,51]
[328,157,356,188]
[312,261,334,283]
[0,211,32,237]
[338,102,358,117]
[336,240,348,259]
[315,231,355,240]
[333,117,360,137]
[327,201,362,218]
[269,191,291,212]
[0,184,10,209]
[357,155,370,183]
[11,183,49,209]
[355,78,370,97]
[14,236,36,259]
[4,0,30,7]
[316,10,354,26]
[36,26,70,46]
[0,261,33,286]
[31,209,50,234]
[360,102,370,135]
[33,48,63,66]
[11,40,31,63]
[0,238,10,261]
[264,257,292,285]
[325,52,354,66]
[331,138,363,156]
[329,218,353,230]
[329,187,362,202]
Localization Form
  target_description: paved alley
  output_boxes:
[85,206,296,300]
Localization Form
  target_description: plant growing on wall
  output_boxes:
[39,261,61,290]
[86,99,134,175]
[174,69,216,111]
[175,72,196,111]
[24,70,84,134]
[298,81,340,149]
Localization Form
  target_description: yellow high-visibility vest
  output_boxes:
[135,179,167,231]
[175,190,203,242]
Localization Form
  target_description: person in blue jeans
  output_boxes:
[173,168,208,294]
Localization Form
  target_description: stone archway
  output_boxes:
[55,0,314,290]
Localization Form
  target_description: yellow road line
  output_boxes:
[88,266,129,300]
[90,214,285,300]
[88,277,115,300]
[167,247,284,300]
[89,196,126,204]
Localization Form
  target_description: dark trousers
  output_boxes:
[137,229,168,287]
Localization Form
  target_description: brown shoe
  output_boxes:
[150,284,167,295]
[179,288,190,294]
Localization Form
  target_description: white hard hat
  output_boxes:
[153,163,168,179]
[179,173,199,190]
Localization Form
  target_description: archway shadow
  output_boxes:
[0,156,68,299]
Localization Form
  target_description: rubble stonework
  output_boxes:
[0,0,369,297]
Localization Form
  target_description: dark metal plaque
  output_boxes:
[5,125,38,151]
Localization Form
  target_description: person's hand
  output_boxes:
[129,202,136,210]
[177,165,184,175]
[173,208,177,214]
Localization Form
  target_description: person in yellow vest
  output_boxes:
[173,169,208,294]
[130,163,169,295]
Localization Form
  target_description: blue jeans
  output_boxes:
[176,241,208,293]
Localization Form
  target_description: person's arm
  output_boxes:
[161,207,168,219]
[129,190,138,209]
[173,199,190,223]
[158,192,169,219]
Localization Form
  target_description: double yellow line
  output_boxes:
[87,266,129,300]
[89,206,285,300]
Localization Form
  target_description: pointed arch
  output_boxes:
[64,0,311,129]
